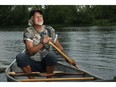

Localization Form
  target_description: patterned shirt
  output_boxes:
[23,25,58,61]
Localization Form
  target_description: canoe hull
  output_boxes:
[5,59,102,82]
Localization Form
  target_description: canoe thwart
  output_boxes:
[8,71,85,77]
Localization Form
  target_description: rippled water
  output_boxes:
[0,26,116,81]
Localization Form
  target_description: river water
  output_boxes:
[0,26,116,81]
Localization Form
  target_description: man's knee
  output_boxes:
[16,53,24,61]
[44,52,57,66]
[16,53,29,68]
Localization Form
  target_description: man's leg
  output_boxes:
[22,65,34,79]
[42,52,57,78]
[46,66,55,78]
[16,53,34,79]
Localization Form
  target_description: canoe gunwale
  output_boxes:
[5,59,18,82]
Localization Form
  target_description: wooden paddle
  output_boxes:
[48,41,79,69]
[19,77,95,82]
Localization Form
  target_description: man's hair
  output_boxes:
[30,9,43,19]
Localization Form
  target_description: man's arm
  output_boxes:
[24,40,44,55]
[24,36,51,55]
[54,39,64,52]
[54,39,76,65]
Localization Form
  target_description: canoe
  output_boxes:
[5,59,102,82]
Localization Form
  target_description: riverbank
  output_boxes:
[0,25,116,31]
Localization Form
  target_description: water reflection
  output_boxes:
[57,28,116,80]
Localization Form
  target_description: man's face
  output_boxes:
[32,12,44,26]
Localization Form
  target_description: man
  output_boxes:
[16,9,74,79]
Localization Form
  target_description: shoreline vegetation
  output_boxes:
[0,24,116,31]
[0,5,116,31]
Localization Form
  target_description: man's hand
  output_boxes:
[42,36,52,45]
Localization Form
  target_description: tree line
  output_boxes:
[0,5,116,30]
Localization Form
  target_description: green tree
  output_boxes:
[0,6,12,26]
[11,5,29,25]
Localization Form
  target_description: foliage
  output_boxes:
[0,5,116,30]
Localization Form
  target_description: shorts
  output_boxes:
[16,52,57,72]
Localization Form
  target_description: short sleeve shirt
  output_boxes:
[23,25,58,61]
